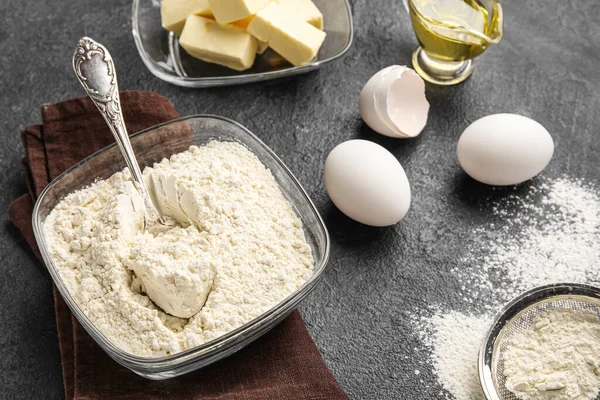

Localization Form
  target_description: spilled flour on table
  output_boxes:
[415,311,491,400]
[412,178,600,400]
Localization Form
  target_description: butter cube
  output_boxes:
[179,16,258,71]
[247,3,326,66]
[277,0,323,29]
[232,15,254,29]
[256,41,269,54]
[161,0,213,36]
[208,0,270,25]
[230,15,268,54]
[231,15,268,53]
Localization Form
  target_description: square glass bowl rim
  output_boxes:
[32,114,331,365]
[131,0,354,87]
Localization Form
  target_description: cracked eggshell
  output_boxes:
[324,139,411,227]
[457,114,554,186]
[359,66,400,137]
[359,65,430,139]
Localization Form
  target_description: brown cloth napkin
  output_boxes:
[8,91,348,400]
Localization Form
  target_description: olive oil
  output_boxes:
[408,0,502,62]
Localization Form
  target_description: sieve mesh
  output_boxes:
[490,294,600,400]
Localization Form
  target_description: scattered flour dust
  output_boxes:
[415,311,491,400]
[414,178,600,400]
[44,141,314,357]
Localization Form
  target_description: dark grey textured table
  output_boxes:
[1,1,599,399]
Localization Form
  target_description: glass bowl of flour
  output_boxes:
[32,115,330,379]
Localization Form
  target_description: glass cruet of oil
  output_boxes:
[405,0,503,85]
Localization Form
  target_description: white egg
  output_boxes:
[324,140,411,227]
[359,66,430,139]
[457,114,554,186]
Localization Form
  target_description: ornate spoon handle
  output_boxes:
[72,37,160,226]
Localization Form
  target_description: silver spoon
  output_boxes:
[72,37,162,229]
[70,38,209,318]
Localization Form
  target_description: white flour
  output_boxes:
[414,178,600,400]
[44,141,314,357]
[415,311,490,400]
[503,308,600,400]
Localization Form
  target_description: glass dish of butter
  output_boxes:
[132,0,353,87]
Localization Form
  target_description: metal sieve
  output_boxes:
[478,283,600,400]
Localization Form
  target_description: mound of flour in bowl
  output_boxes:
[44,141,314,357]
